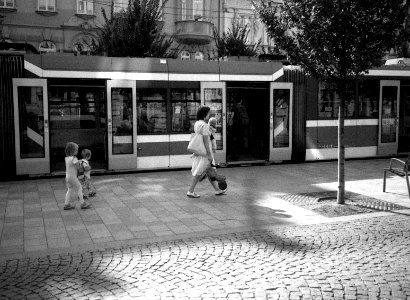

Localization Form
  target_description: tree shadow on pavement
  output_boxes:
[0,252,132,299]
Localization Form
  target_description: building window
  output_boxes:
[238,15,253,42]
[181,0,203,21]
[39,40,57,53]
[0,0,14,8]
[77,0,93,15]
[181,0,186,20]
[194,51,204,61]
[171,89,201,133]
[137,89,167,134]
[192,0,203,20]
[358,80,379,118]
[113,0,127,13]
[38,0,55,11]
[72,35,97,55]
[180,50,190,60]
[318,82,355,119]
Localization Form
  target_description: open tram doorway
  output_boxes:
[48,79,107,173]
[226,82,270,163]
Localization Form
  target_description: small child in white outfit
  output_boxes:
[208,117,218,154]
[78,149,96,198]
[64,142,91,210]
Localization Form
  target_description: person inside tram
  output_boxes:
[228,99,250,159]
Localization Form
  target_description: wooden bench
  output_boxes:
[383,155,410,198]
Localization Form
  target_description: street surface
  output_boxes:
[0,159,410,299]
[0,215,409,299]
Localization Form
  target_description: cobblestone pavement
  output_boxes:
[1,159,410,261]
[0,214,409,300]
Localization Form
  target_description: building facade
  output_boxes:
[221,0,273,53]
[0,0,281,59]
[0,0,224,59]
[0,0,107,55]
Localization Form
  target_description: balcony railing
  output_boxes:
[174,19,214,45]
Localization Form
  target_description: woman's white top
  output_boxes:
[191,120,211,176]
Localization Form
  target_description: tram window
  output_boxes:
[111,88,133,154]
[171,89,201,133]
[137,89,167,134]
[18,86,45,158]
[358,80,379,118]
[318,82,355,118]
[49,88,106,129]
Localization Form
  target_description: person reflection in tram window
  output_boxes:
[116,118,132,135]
[138,108,149,133]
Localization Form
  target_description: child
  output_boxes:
[208,117,218,154]
[64,142,91,210]
[78,149,96,198]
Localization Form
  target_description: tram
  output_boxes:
[6,54,410,176]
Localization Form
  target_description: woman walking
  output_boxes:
[187,106,226,198]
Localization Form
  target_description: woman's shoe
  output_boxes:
[187,191,200,198]
[215,189,226,195]
[63,204,75,210]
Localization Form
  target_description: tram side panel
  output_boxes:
[305,78,379,161]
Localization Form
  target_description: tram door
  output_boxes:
[226,83,270,163]
[399,85,410,153]
[270,82,293,161]
[378,80,400,156]
[107,80,137,170]
[13,78,50,175]
[200,82,226,164]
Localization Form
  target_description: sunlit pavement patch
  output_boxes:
[279,191,408,217]
[0,215,409,299]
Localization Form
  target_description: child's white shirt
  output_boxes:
[65,156,79,179]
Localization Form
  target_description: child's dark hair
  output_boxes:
[196,106,210,120]
[65,142,78,157]
[81,149,92,159]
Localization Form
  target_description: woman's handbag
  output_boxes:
[187,133,206,156]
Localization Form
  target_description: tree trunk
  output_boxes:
[337,90,346,205]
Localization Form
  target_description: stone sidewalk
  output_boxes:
[1,158,409,261]
[1,215,409,299]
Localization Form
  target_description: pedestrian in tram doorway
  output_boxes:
[187,106,227,198]
[63,142,91,210]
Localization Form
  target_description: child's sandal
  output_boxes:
[63,204,75,210]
